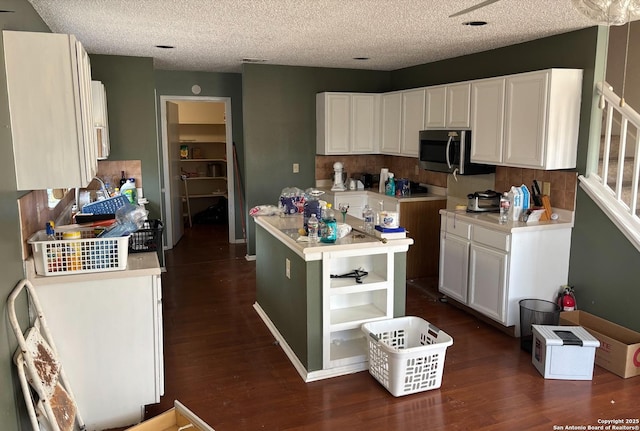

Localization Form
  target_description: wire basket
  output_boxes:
[81,195,130,215]
[29,227,130,276]
[129,219,163,253]
[361,317,453,397]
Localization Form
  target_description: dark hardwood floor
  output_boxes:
[127,224,638,430]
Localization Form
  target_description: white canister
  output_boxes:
[379,211,399,228]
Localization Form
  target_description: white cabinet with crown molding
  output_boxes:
[425,83,471,129]
[470,68,583,169]
[3,30,97,190]
[316,92,380,155]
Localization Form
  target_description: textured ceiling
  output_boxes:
[26,0,602,73]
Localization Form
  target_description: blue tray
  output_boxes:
[81,195,130,215]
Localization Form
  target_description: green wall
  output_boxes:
[90,55,161,220]
[154,70,244,239]
[242,64,390,255]
[0,2,51,430]
[570,188,640,328]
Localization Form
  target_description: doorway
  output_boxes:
[160,96,236,248]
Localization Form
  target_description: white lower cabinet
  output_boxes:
[322,249,394,369]
[438,231,470,303]
[468,243,508,323]
[439,212,572,335]
[30,269,164,430]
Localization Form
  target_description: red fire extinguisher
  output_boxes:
[557,286,576,311]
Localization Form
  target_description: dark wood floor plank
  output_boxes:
[106,224,640,431]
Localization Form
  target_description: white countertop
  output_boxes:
[26,251,161,285]
[254,214,413,261]
[440,208,574,233]
[316,187,447,203]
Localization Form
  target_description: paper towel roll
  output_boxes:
[379,168,389,194]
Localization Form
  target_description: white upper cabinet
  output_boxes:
[380,92,402,154]
[425,86,447,128]
[470,77,506,164]
[471,68,583,169]
[425,83,471,129]
[316,92,379,155]
[400,88,425,157]
[3,30,96,190]
[446,83,471,128]
[92,81,110,160]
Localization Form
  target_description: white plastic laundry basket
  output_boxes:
[362,316,453,397]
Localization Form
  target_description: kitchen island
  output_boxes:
[319,186,448,278]
[26,252,163,430]
[253,214,413,382]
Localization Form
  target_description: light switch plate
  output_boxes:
[293,163,299,173]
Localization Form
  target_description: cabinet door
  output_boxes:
[401,88,425,157]
[425,86,447,128]
[470,78,505,164]
[380,92,402,154]
[3,30,96,190]
[438,232,469,303]
[351,94,378,154]
[468,244,508,323]
[92,81,110,160]
[504,72,548,168]
[446,83,471,128]
[323,93,351,154]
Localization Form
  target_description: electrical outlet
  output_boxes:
[414,165,419,175]
[542,182,551,196]
[285,258,291,279]
[293,163,299,173]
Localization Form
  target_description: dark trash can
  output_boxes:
[519,299,561,353]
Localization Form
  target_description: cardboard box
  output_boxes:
[559,310,640,378]
[531,325,599,380]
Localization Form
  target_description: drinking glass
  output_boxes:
[338,203,349,223]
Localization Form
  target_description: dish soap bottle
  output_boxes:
[320,203,337,243]
[120,178,137,204]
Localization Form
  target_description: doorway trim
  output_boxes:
[159,95,236,247]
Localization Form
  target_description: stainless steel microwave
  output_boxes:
[418,129,495,175]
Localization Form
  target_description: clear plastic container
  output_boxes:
[362,205,374,233]
[499,192,510,224]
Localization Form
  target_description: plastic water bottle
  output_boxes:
[362,205,374,233]
[307,214,319,242]
[499,192,510,224]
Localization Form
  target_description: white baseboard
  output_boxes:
[253,302,368,383]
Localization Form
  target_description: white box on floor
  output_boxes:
[532,325,600,380]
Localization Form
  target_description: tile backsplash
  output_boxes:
[315,155,448,188]
[494,166,577,211]
[316,156,577,211]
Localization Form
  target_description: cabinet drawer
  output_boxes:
[472,225,510,251]
[443,214,471,239]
